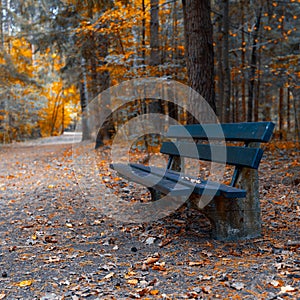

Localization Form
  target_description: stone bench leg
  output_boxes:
[199,168,261,241]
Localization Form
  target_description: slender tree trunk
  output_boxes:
[150,0,160,66]
[182,0,216,119]
[235,81,239,122]
[80,57,91,141]
[287,87,291,133]
[278,87,284,140]
[61,100,65,135]
[254,51,261,122]
[167,1,178,121]
[290,86,300,141]
[223,0,231,123]
[247,8,261,122]
[241,4,246,121]
[216,15,224,121]
[142,0,146,67]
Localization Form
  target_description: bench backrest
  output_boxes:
[161,122,275,169]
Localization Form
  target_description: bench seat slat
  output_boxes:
[130,164,247,198]
[110,163,191,196]
[166,122,275,143]
[160,142,264,169]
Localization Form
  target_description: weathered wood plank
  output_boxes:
[110,163,191,196]
[130,164,246,198]
[160,142,264,169]
[166,122,275,142]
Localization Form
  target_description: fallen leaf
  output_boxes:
[127,279,139,285]
[269,280,281,287]
[103,272,115,280]
[44,236,58,243]
[145,257,160,265]
[150,289,159,295]
[0,294,6,299]
[18,280,33,287]
[145,237,156,245]
[159,238,172,248]
[137,288,149,297]
[280,285,297,293]
[152,264,166,271]
[231,282,245,291]
[125,271,137,279]
[188,261,203,266]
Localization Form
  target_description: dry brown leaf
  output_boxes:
[127,279,138,285]
[152,264,166,271]
[269,280,281,287]
[44,236,58,243]
[145,257,160,265]
[0,294,6,300]
[159,238,172,248]
[124,271,137,279]
[188,261,203,266]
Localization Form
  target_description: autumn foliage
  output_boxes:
[0,0,299,142]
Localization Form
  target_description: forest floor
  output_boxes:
[0,136,299,300]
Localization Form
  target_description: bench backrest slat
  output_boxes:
[160,142,264,169]
[166,122,275,143]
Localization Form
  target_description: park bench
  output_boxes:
[110,121,275,241]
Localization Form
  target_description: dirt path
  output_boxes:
[0,138,299,299]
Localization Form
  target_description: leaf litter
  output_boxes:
[0,140,299,299]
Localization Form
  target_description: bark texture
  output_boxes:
[182,0,216,116]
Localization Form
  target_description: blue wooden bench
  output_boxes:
[110,122,275,241]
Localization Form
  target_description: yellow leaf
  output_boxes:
[150,289,159,295]
[18,280,33,287]
[124,271,137,279]
[127,279,138,285]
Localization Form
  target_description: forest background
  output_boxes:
[0,0,299,144]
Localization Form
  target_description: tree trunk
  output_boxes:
[182,0,216,118]
[278,87,284,140]
[80,57,91,141]
[247,9,262,122]
[150,0,160,66]
[254,51,261,122]
[216,14,224,121]
[142,0,146,67]
[290,86,300,141]
[287,87,290,133]
[241,3,246,122]
[223,0,231,123]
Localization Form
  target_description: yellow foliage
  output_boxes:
[39,81,79,137]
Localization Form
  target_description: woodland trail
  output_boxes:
[0,137,299,299]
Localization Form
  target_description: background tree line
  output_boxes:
[0,0,299,143]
